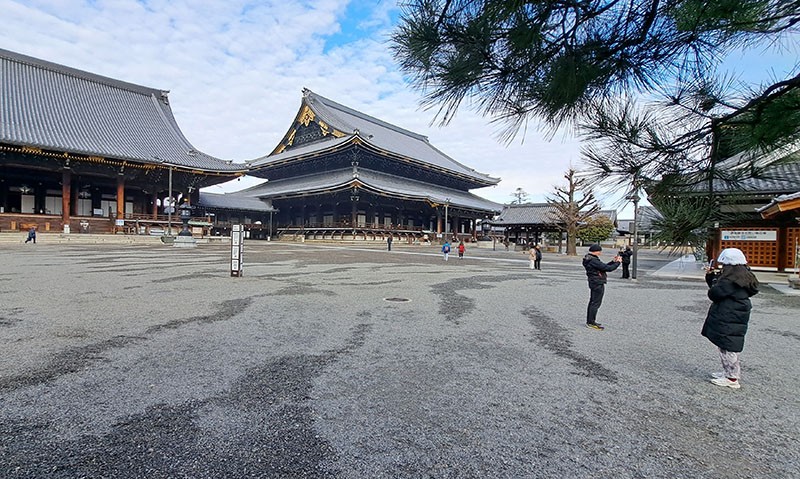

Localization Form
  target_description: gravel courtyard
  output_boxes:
[1,241,798,478]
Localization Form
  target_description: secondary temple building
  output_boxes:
[202,89,502,241]
[0,48,245,235]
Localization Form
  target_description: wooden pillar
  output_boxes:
[0,180,7,212]
[436,209,442,234]
[151,191,159,218]
[35,185,45,214]
[70,181,78,216]
[61,168,71,228]
[116,174,125,218]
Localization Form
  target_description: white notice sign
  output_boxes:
[720,230,777,241]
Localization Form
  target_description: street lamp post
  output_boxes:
[627,192,641,279]
[167,166,173,236]
[444,198,450,240]
[268,210,273,241]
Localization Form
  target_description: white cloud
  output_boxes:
[0,0,609,210]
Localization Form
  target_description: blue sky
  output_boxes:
[1,0,796,216]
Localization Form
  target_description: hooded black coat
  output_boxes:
[701,267,759,352]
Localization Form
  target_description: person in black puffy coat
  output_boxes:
[701,248,759,389]
[582,244,621,330]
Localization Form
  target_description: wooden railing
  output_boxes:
[280,221,425,232]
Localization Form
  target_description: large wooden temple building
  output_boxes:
[2,50,501,241]
[0,48,245,235]
[200,89,501,241]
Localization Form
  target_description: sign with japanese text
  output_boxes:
[720,230,777,241]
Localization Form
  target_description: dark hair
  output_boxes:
[719,264,759,292]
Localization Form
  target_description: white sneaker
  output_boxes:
[710,372,726,379]
[710,377,741,389]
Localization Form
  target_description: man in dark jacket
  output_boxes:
[619,246,633,278]
[583,244,621,330]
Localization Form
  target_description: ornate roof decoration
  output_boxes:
[250,89,499,187]
[0,48,245,174]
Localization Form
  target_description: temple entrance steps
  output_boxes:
[275,227,431,244]
[0,232,164,244]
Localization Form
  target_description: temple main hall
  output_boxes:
[1,49,501,241]
[203,89,501,242]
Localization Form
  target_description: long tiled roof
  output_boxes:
[0,48,244,173]
[249,89,499,186]
[492,203,563,225]
[671,147,800,195]
[197,192,274,212]
[240,168,502,212]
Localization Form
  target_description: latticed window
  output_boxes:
[292,122,324,147]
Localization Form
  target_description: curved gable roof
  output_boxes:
[240,167,501,213]
[0,48,244,173]
[249,89,499,186]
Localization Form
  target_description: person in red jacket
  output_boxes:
[457,240,466,259]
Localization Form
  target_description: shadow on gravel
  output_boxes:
[432,274,528,324]
[523,306,619,383]
[0,298,256,394]
[0,324,373,478]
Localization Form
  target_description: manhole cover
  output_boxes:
[384,297,411,303]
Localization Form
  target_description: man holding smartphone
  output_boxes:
[583,244,622,330]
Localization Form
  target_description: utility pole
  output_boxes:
[627,192,640,279]
[444,198,450,239]
[167,166,173,236]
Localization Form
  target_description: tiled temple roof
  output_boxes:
[0,48,244,173]
[492,203,563,225]
[240,168,502,213]
[249,89,499,187]
[197,192,274,212]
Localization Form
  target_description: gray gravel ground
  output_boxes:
[1,241,798,478]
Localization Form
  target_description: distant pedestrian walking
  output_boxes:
[442,241,451,261]
[24,226,36,244]
[702,248,759,389]
[457,241,465,259]
[387,235,393,251]
[583,244,621,330]
[619,246,633,278]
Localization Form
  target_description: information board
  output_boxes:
[231,224,244,277]
[720,230,777,241]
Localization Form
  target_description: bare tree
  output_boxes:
[546,169,600,256]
